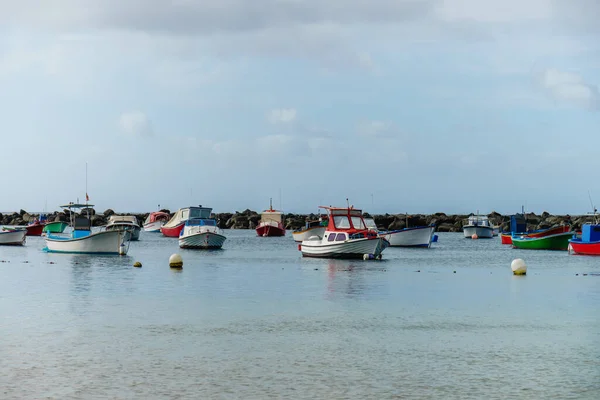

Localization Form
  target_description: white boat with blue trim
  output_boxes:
[299,205,389,259]
[105,215,141,241]
[44,203,129,255]
[364,217,436,247]
[0,227,27,245]
[178,207,226,249]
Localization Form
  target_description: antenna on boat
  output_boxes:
[346,198,350,208]
[588,190,597,223]
[269,197,273,211]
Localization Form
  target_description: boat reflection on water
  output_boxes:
[325,259,386,299]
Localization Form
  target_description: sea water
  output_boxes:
[1,232,599,399]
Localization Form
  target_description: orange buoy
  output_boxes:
[472,234,479,239]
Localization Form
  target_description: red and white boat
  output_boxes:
[161,206,212,237]
[256,199,285,237]
[299,206,389,259]
[569,223,600,255]
[143,211,170,232]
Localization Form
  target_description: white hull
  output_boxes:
[463,226,494,238]
[45,230,127,254]
[0,229,27,245]
[106,224,141,240]
[143,221,165,232]
[179,232,226,249]
[301,236,388,259]
[292,226,326,243]
[383,226,435,247]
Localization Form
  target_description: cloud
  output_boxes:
[535,68,599,111]
[357,121,393,137]
[118,111,154,137]
[267,108,297,124]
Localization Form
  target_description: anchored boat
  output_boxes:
[569,223,600,255]
[179,210,226,249]
[463,213,494,238]
[511,231,574,250]
[44,203,129,255]
[0,227,27,245]
[161,206,211,237]
[299,205,389,259]
[292,217,326,242]
[256,199,286,237]
[143,211,170,232]
[105,215,141,241]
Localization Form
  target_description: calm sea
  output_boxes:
[1,231,599,399]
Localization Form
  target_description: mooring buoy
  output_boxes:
[169,253,183,268]
[511,258,527,275]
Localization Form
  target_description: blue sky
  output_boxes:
[0,0,599,215]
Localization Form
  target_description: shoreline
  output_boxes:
[1,208,592,232]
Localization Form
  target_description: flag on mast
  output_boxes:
[86,193,90,202]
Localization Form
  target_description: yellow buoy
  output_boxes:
[169,253,183,268]
[511,258,527,275]
[133,261,142,268]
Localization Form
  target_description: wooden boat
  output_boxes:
[178,212,226,249]
[143,211,170,232]
[105,215,141,241]
[161,206,211,237]
[44,203,128,255]
[511,231,574,250]
[292,218,326,242]
[463,214,494,238]
[43,221,69,234]
[256,199,285,237]
[502,225,571,245]
[569,223,600,255]
[0,227,27,245]
[25,216,46,236]
[299,205,389,259]
[500,233,513,244]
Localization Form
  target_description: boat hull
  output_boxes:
[500,233,513,244]
[143,221,165,232]
[256,224,285,237]
[43,221,68,233]
[0,229,27,245]
[179,232,226,249]
[292,226,325,242]
[511,232,573,250]
[568,239,600,255]
[45,230,127,254]
[25,223,46,236]
[463,226,494,238]
[301,237,388,259]
[382,226,435,247]
[106,224,141,241]
[161,223,185,237]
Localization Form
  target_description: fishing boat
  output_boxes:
[25,214,47,236]
[292,217,327,242]
[178,210,226,249]
[161,206,211,237]
[299,205,389,259]
[43,221,69,234]
[463,214,494,238]
[256,199,285,237]
[381,225,436,247]
[0,227,27,245]
[511,231,573,251]
[143,211,170,232]
[502,225,571,245]
[500,212,527,244]
[569,223,600,255]
[105,215,141,241]
[44,203,129,255]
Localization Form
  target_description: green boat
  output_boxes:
[43,221,69,233]
[511,231,574,250]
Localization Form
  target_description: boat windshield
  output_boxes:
[190,208,211,219]
[351,216,366,230]
[333,216,351,229]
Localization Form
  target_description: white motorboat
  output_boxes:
[143,211,170,232]
[292,218,326,242]
[0,227,27,245]
[463,214,494,238]
[105,215,141,241]
[161,206,212,237]
[382,225,436,247]
[178,215,226,249]
[299,206,389,259]
[44,202,129,255]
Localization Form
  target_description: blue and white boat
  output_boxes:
[178,208,226,249]
[364,217,436,247]
[44,203,129,255]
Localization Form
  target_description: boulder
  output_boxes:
[81,207,95,216]
[19,209,27,216]
[103,209,115,217]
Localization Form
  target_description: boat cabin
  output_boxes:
[320,206,377,240]
[185,218,217,227]
[107,215,138,225]
[260,209,283,224]
[466,215,491,227]
[582,224,600,242]
[144,211,170,224]
[510,214,526,233]
[164,206,212,228]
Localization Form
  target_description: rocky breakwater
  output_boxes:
[1,209,593,232]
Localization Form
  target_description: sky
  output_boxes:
[0,0,599,215]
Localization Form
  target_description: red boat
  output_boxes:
[25,217,47,236]
[501,225,571,245]
[160,206,211,237]
[569,223,600,255]
[256,199,285,237]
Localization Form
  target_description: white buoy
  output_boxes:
[472,234,478,239]
[119,242,127,256]
[511,258,527,275]
[169,253,183,268]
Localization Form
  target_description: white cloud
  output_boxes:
[536,68,599,111]
[267,108,297,124]
[118,111,154,137]
[357,121,393,137]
